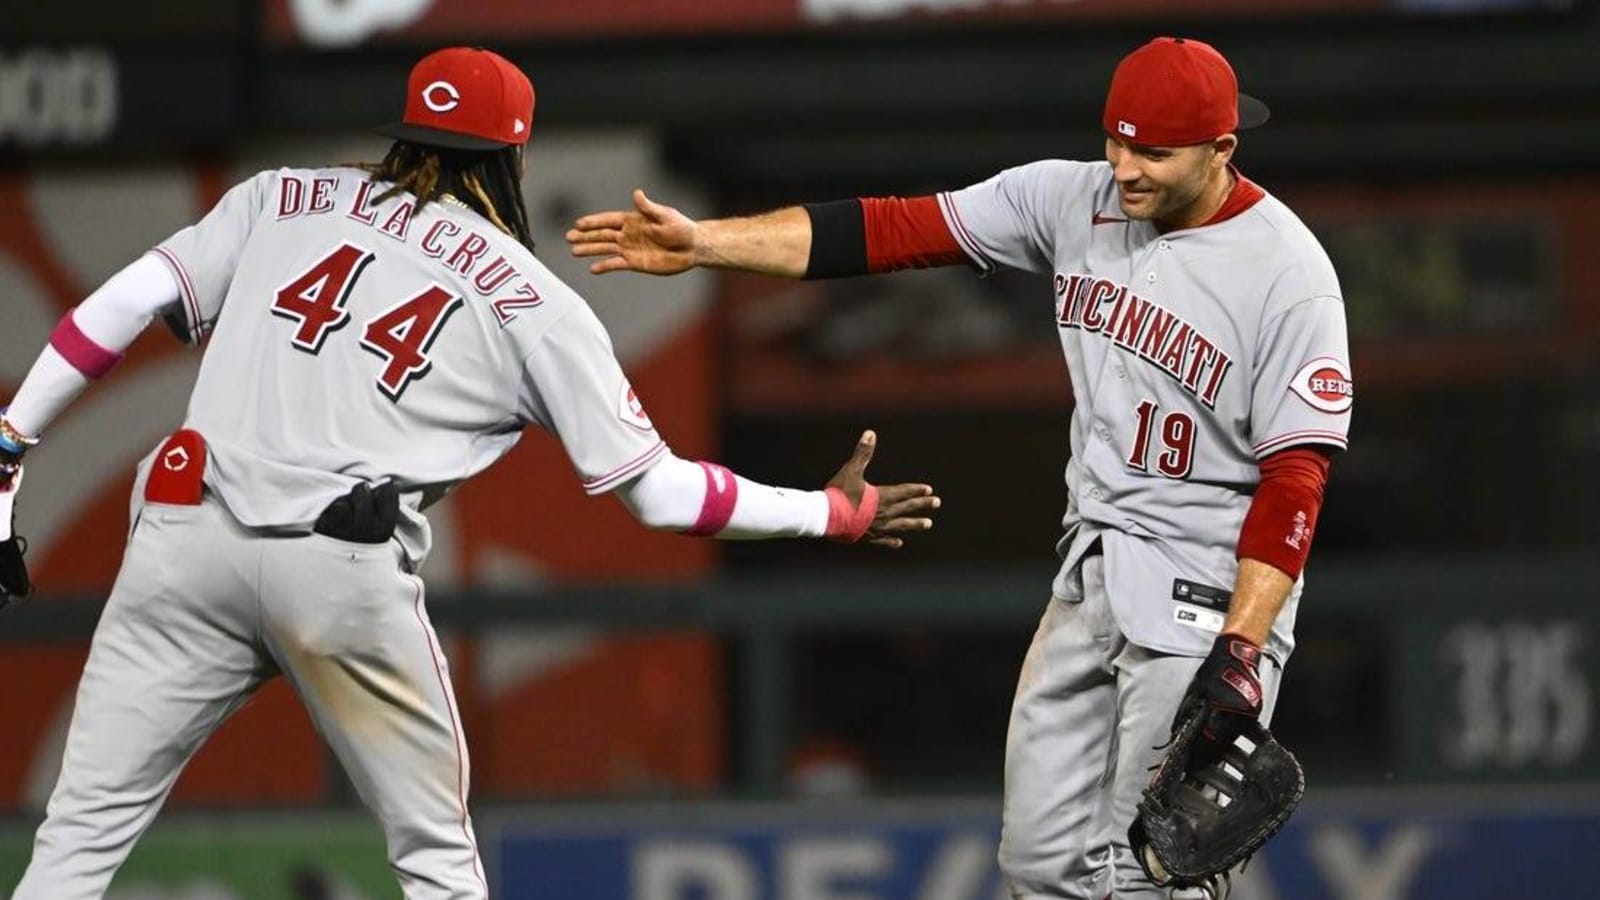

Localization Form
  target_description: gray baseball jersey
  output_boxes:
[149,166,665,564]
[14,168,667,899]
[939,160,1352,661]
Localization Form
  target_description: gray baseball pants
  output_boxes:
[999,553,1282,900]
[11,497,487,899]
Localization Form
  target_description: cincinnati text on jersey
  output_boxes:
[1052,272,1232,410]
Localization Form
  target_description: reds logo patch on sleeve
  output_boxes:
[617,380,653,431]
[1288,357,1354,414]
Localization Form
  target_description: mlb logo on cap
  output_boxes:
[378,47,535,151]
[1102,36,1270,146]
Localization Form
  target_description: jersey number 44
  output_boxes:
[270,242,464,402]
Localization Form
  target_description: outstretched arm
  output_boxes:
[567,189,813,279]
[614,430,940,549]
[567,190,966,280]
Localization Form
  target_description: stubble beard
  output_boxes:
[1124,169,1213,226]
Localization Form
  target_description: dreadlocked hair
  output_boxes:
[360,141,535,252]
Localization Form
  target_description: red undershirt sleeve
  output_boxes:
[1236,445,1333,580]
[861,196,966,272]
[803,195,965,279]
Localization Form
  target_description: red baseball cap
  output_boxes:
[378,47,535,151]
[1102,37,1269,147]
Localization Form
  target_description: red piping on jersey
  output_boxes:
[582,441,667,494]
[1237,446,1330,580]
[1201,167,1265,228]
[150,247,200,338]
[50,310,124,379]
[936,192,995,272]
[1254,428,1348,457]
[687,462,739,536]
[860,195,966,273]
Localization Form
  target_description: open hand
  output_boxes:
[824,430,939,548]
[567,189,699,276]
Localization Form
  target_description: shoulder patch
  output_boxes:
[1289,357,1354,414]
[617,380,653,431]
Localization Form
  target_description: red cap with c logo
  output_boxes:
[378,47,535,151]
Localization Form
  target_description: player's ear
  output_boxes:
[1211,134,1238,168]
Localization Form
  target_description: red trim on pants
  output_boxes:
[409,575,488,894]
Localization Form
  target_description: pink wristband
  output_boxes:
[686,462,738,537]
[824,484,879,543]
[50,310,124,379]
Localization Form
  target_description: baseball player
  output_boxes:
[0,47,939,899]
[568,36,1351,899]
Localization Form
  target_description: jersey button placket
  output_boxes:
[1145,238,1171,283]
[1148,239,1171,284]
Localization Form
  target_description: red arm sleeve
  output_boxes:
[1236,446,1332,580]
[860,196,966,273]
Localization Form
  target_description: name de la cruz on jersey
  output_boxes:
[276,174,542,325]
[1053,272,1232,409]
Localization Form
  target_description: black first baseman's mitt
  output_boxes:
[1129,708,1304,900]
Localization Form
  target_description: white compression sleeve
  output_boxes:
[71,253,180,348]
[4,254,181,437]
[3,350,85,438]
[614,451,830,539]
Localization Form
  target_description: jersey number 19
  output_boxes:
[1127,399,1196,479]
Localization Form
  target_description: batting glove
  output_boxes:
[1173,633,1264,767]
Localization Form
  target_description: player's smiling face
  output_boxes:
[1105,135,1236,229]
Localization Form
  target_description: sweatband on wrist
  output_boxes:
[802,199,868,280]
[50,310,125,379]
[686,462,739,537]
[824,484,879,543]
